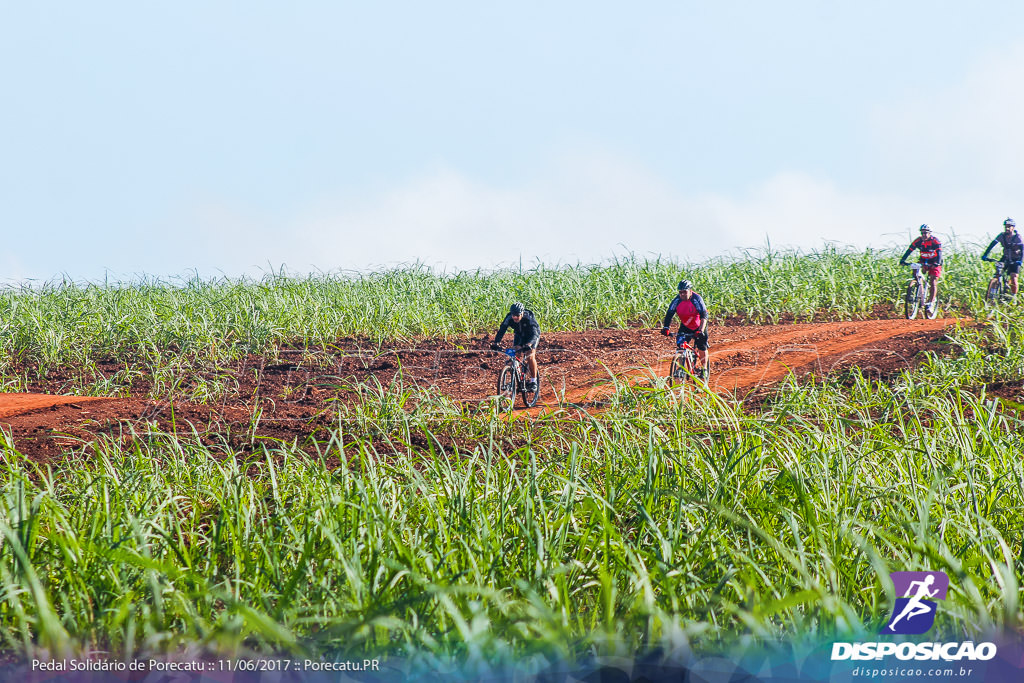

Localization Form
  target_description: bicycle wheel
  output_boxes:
[986,278,1002,303]
[904,281,921,319]
[520,374,541,408]
[668,354,684,386]
[668,350,695,386]
[497,366,516,408]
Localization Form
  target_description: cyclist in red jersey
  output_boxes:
[899,224,943,315]
[660,280,710,380]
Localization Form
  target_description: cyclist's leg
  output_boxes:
[1008,262,1020,295]
[694,331,710,374]
[927,266,941,303]
[675,330,702,375]
[523,345,538,381]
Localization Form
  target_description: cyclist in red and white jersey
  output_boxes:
[899,224,943,315]
[660,280,709,380]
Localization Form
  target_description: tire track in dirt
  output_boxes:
[707,317,961,392]
[0,394,114,419]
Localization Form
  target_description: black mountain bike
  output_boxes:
[496,347,541,409]
[902,263,938,320]
[983,258,1011,303]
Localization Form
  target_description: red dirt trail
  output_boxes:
[0,317,966,462]
[0,394,114,419]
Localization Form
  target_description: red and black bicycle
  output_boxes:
[662,331,708,386]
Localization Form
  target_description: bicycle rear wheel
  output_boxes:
[904,281,922,319]
[497,366,516,408]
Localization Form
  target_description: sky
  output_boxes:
[2,2,1023,282]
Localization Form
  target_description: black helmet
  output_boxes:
[1005,217,1016,229]
[919,224,931,234]
[509,302,525,316]
[677,280,692,291]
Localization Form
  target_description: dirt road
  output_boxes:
[0,317,962,460]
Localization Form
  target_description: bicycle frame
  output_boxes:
[994,261,1007,288]
[504,349,524,387]
[903,263,937,319]
[668,335,699,385]
[985,261,1009,302]
[495,347,541,408]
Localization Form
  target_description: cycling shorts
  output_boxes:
[1004,261,1022,276]
[921,265,942,278]
[676,329,709,351]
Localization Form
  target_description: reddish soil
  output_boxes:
[0,318,973,463]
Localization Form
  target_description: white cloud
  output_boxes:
[286,154,720,270]
[152,45,1024,277]
[270,162,1011,274]
[168,162,1014,278]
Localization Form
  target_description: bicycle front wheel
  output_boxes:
[497,366,516,408]
[684,350,697,380]
[668,351,695,387]
[904,281,922,319]
[986,278,1002,303]
[668,354,684,387]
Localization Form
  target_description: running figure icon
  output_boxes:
[886,575,938,632]
[882,571,949,635]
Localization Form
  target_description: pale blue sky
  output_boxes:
[2,2,1023,281]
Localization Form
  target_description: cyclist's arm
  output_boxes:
[1010,235,1024,264]
[692,294,709,333]
[899,245,915,266]
[661,296,681,331]
[934,244,943,265]
[981,238,999,261]
[519,317,540,348]
[494,315,511,345]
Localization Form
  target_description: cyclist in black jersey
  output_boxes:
[490,302,540,391]
[982,217,1023,297]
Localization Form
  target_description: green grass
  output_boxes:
[1,320,1022,665]
[0,247,1021,670]
[0,244,1000,399]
